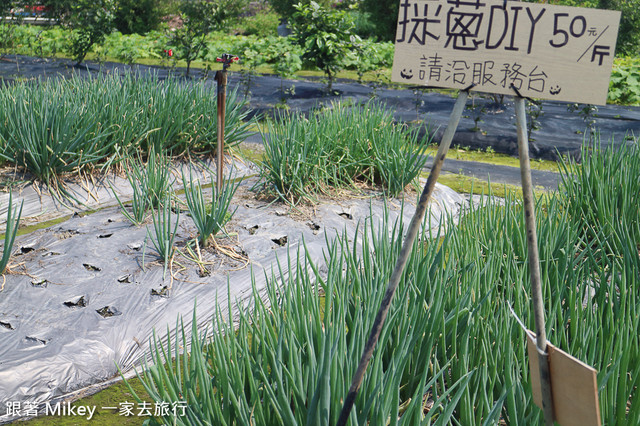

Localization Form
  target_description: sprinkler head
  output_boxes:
[216,53,240,70]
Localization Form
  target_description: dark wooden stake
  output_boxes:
[336,90,470,426]
[514,96,555,426]
[215,69,227,193]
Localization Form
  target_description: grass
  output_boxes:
[426,145,561,173]
[23,378,152,425]
[435,172,549,200]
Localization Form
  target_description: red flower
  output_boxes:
[164,49,173,57]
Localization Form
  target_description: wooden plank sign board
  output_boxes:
[526,330,601,426]
[392,0,621,105]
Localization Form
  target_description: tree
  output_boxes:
[267,0,332,21]
[598,0,640,56]
[289,1,361,92]
[361,0,398,42]
[168,0,246,76]
[40,0,116,65]
[69,0,115,65]
[113,0,162,34]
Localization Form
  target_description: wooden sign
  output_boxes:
[526,330,601,426]
[392,0,621,104]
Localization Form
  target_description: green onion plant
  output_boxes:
[112,148,175,226]
[0,192,23,274]
[125,140,639,424]
[0,72,254,192]
[143,195,180,280]
[181,170,239,246]
[259,101,430,204]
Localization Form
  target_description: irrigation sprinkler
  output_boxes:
[214,53,239,192]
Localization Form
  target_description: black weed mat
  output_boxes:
[1,54,639,161]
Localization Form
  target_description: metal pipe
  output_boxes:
[514,96,555,426]
[336,90,469,426]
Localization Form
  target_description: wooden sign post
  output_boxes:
[338,1,620,425]
[392,0,620,104]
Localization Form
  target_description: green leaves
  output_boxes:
[169,0,247,75]
[65,0,116,65]
[608,56,640,105]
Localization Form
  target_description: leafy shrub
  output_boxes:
[0,24,66,58]
[65,0,117,65]
[347,9,378,39]
[608,56,640,105]
[343,38,394,71]
[238,9,280,38]
[289,1,362,91]
[259,102,430,203]
[360,0,399,42]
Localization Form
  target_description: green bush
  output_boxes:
[360,0,398,42]
[347,9,378,39]
[168,0,247,75]
[104,32,162,64]
[608,56,640,105]
[238,9,280,38]
[267,0,332,21]
[113,0,163,34]
[65,0,117,65]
